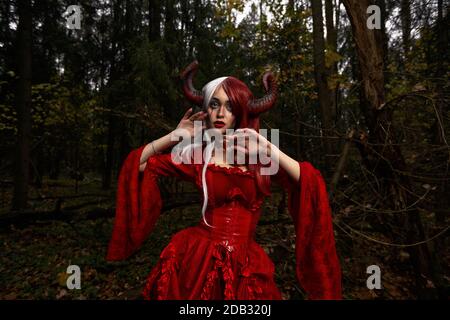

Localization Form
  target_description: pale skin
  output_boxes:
[139,85,300,182]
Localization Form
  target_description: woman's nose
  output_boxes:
[217,105,225,118]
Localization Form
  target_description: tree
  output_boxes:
[12,0,32,211]
[325,0,338,119]
[341,0,442,299]
[400,0,411,59]
[149,0,161,41]
[311,0,335,169]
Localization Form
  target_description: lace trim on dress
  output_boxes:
[207,163,254,177]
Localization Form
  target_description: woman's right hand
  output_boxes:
[172,108,207,139]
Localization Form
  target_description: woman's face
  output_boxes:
[206,85,236,133]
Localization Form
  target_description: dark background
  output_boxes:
[0,0,448,299]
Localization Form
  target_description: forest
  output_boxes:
[0,0,448,300]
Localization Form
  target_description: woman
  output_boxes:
[106,61,342,300]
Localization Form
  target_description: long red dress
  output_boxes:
[106,145,342,300]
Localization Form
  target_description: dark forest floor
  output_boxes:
[0,177,447,300]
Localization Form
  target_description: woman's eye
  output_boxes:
[210,101,219,109]
[209,100,232,112]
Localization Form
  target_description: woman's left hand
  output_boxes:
[226,128,273,161]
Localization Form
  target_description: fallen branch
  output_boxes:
[0,193,200,230]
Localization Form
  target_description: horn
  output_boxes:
[248,72,277,115]
[180,60,203,105]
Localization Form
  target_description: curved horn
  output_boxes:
[248,71,277,115]
[180,60,204,105]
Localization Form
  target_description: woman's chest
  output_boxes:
[203,165,259,205]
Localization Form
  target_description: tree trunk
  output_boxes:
[12,0,32,211]
[102,0,121,190]
[342,0,441,299]
[117,120,130,176]
[432,0,446,145]
[325,0,338,121]
[400,0,411,61]
[164,0,177,53]
[102,115,115,190]
[149,0,161,41]
[49,149,61,180]
[311,0,334,170]
[378,0,388,76]
[330,129,354,195]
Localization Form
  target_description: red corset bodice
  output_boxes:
[198,163,263,247]
[200,205,259,247]
[203,163,259,209]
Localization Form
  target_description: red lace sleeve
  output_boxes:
[274,162,342,299]
[106,146,196,261]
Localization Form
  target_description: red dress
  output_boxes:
[106,145,342,300]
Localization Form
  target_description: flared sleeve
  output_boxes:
[274,162,342,299]
[106,145,196,261]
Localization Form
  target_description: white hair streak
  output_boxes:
[201,140,215,228]
[202,76,228,109]
[178,130,216,228]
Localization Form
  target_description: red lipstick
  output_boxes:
[214,121,225,128]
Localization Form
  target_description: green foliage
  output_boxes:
[131,39,177,114]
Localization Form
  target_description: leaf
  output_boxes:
[56,289,67,299]
[57,271,69,287]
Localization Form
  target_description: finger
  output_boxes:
[236,128,253,133]
[233,135,246,145]
[233,146,249,159]
[232,131,248,138]
[231,144,248,154]
[233,133,254,145]
[192,110,205,117]
[234,128,254,135]
[234,138,251,150]
[182,108,193,120]
[242,128,257,137]
[190,111,207,121]
[225,138,237,148]
[234,138,247,146]
[232,141,248,151]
